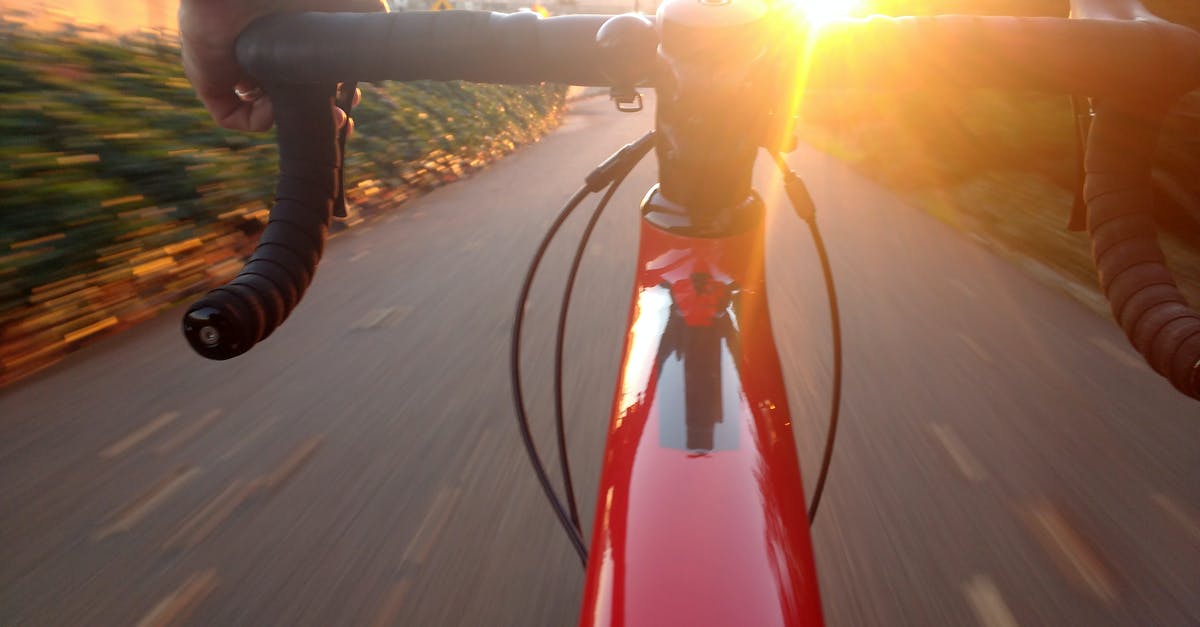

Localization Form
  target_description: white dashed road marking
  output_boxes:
[1025,501,1118,604]
[135,570,218,627]
[957,332,995,365]
[372,579,414,627]
[96,466,201,540]
[156,410,222,455]
[101,412,179,458]
[1152,494,1200,543]
[402,487,462,565]
[963,575,1019,627]
[351,306,414,331]
[929,423,987,483]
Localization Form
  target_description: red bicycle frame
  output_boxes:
[579,187,825,626]
[575,4,827,623]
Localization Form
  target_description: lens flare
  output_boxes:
[792,0,862,26]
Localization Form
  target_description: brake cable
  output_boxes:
[514,136,837,563]
[770,152,844,524]
[552,132,658,534]
[511,132,656,567]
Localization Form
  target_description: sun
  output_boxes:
[791,0,862,26]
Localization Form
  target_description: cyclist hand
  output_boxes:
[179,0,386,132]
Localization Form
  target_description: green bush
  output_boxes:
[0,23,565,318]
[0,22,565,384]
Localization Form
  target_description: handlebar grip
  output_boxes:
[1086,102,1200,400]
[182,83,338,360]
[235,11,617,87]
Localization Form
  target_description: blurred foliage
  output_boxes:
[843,0,1200,224]
[802,90,1077,192]
[0,21,565,384]
[801,2,1200,307]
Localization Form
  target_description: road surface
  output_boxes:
[1,95,1197,626]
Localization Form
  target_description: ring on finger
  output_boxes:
[234,86,264,102]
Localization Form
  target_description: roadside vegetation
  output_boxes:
[799,0,1200,312]
[0,21,566,385]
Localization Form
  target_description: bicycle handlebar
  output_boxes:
[233,12,1200,97]
[181,7,1200,400]
[235,12,616,86]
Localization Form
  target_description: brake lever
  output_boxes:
[333,81,357,218]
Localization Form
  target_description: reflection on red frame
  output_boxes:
[580,215,825,626]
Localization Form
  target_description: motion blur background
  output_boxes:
[1,1,1198,626]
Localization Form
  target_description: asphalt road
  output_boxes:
[1,95,1197,627]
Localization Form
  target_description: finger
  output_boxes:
[224,75,272,131]
[244,96,275,132]
[336,111,356,139]
[205,94,274,132]
[212,96,273,133]
[193,80,252,130]
[353,88,362,107]
[182,41,274,132]
[234,79,265,103]
[189,68,274,131]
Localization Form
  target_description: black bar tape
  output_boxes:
[1084,173,1153,201]
[183,83,337,360]
[1088,213,1155,254]
[1152,317,1200,377]
[1131,304,1194,371]
[250,243,314,292]
[276,174,336,207]
[240,259,302,310]
[229,273,287,339]
[1170,336,1200,395]
[1086,101,1200,399]
[215,283,268,343]
[263,197,331,245]
[237,12,619,87]
[255,222,325,268]
[1108,262,1176,312]
[1118,285,1185,338]
[1094,237,1167,288]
